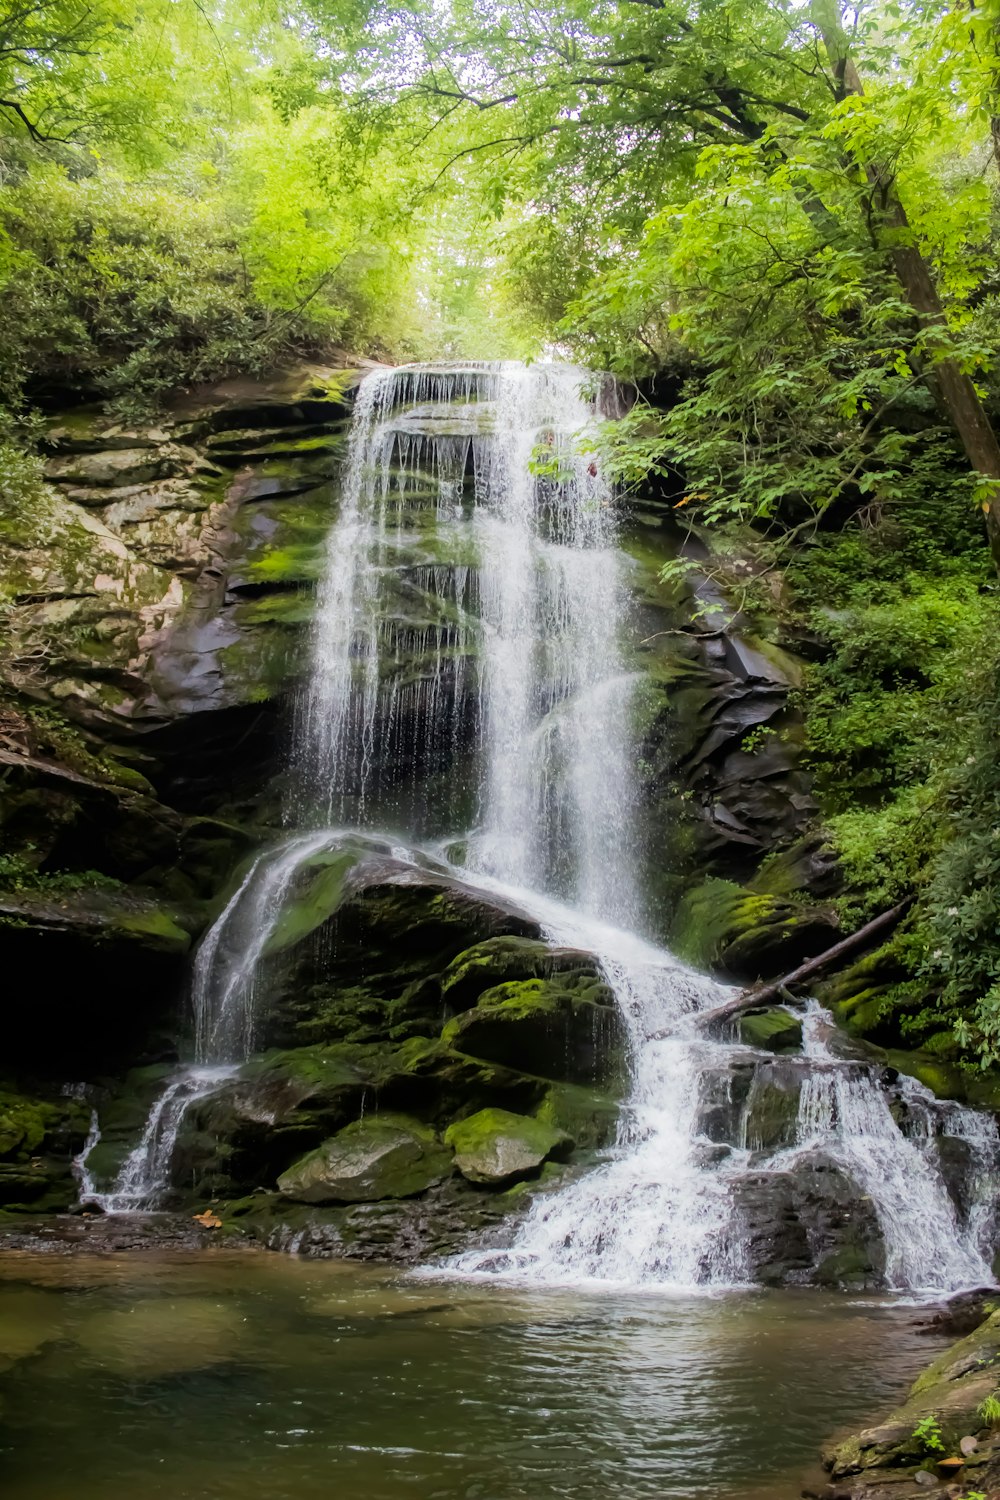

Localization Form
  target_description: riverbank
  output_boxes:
[811,1295,1000,1499]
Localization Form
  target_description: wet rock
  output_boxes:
[439,936,605,1010]
[737,1005,803,1053]
[740,1063,802,1150]
[731,1154,885,1288]
[671,876,838,981]
[73,1297,249,1379]
[442,976,623,1086]
[445,1108,572,1185]
[277,1114,453,1203]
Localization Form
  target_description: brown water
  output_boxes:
[0,1251,947,1500]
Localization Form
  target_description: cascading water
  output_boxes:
[297,362,641,924]
[80,360,1000,1295]
[81,833,338,1210]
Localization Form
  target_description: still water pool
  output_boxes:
[0,1251,947,1500]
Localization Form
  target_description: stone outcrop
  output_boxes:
[817,1305,1000,1498]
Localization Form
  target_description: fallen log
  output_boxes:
[648,897,913,1040]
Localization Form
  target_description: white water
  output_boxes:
[760,1006,1000,1292]
[298,362,640,926]
[80,361,1000,1292]
[81,833,340,1210]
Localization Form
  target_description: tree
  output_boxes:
[0,0,116,141]
[332,0,1000,560]
[809,0,1000,565]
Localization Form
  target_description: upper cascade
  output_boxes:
[298,360,642,930]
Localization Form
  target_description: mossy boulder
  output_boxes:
[671,876,838,980]
[261,858,543,1050]
[444,1108,572,1185]
[439,936,604,1010]
[276,1113,452,1203]
[534,1081,621,1150]
[737,1006,803,1053]
[442,975,622,1084]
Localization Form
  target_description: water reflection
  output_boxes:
[0,1252,945,1500]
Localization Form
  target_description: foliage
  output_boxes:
[911,1414,945,1454]
[0,0,497,423]
[978,1392,1000,1425]
[922,641,1000,1066]
[0,851,121,895]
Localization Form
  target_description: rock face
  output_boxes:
[277,1115,452,1203]
[445,1108,572,1185]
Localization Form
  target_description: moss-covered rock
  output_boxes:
[534,1081,621,1150]
[444,1108,572,1185]
[439,936,605,1010]
[737,1006,803,1053]
[277,1114,452,1203]
[442,975,623,1084]
[671,876,838,980]
[260,862,543,1050]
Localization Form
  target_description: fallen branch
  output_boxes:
[649,897,913,1039]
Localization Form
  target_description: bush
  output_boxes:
[0,164,298,419]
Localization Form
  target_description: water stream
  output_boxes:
[79,361,1000,1295]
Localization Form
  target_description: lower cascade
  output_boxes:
[78,361,1000,1295]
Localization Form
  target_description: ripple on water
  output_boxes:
[0,1251,952,1500]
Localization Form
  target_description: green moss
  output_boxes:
[534,1082,620,1150]
[671,877,835,979]
[0,1087,88,1176]
[115,907,191,951]
[262,850,360,956]
[277,1113,452,1203]
[444,1107,571,1185]
[245,543,326,587]
[442,976,623,1085]
[737,1007,803,1053]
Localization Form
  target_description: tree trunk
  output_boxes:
[811,0,1000,569]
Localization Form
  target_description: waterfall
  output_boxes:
[81,833,339,1211]
[297,361,641,926]
[79,360,1000,1294]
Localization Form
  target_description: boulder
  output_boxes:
[737,1006,803,1053]
[671,876,838,981]
[439,936,605,1010]
[445,1107,572,1185]
[442,975,623,1084]
[276,1114,452,1203]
